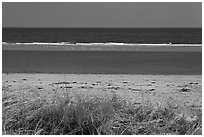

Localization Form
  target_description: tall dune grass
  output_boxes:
[2,88,202,135]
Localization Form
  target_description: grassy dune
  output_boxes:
[2,86,202,135]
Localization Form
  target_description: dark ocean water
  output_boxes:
[2,28,202,44]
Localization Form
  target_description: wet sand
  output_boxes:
[2,50,201,74]
[2,43,202,52]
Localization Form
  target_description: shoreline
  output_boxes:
[2,44,202,52]
[2,72,202,75]
[2,72,203,76]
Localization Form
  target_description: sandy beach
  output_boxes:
[3,73,201,113]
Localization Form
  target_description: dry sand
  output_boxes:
[2,73,201,115]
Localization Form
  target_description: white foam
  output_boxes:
[2,42,202,47]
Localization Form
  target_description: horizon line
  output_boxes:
[2,27,202,29]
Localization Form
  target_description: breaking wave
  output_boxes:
[2,42,202,47]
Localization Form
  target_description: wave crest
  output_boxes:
[2,42,202,47]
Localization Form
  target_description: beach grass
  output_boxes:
[2,87,202,135]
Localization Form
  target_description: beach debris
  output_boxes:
[37,86,43,90]
[151,81,156,84]
[72,81,77,84]
[13,80,17,83]
[80,86,87,89]
[123,81,129,84]
[64,86,72,89]
[21,78,27,81]
[53,81,70,85]
[80,85,93,89]
[88,86,93,89]
[96,81,101,83]
[149,88,155,91]
[5,81,8,83]
[179,86,191,92]
[63,81,71,84]
[108,86,121,90]
[133,102,141,105]
[190,82,198,85]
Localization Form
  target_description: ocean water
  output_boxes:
[2,28,202,74]
[2,28,202,45]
